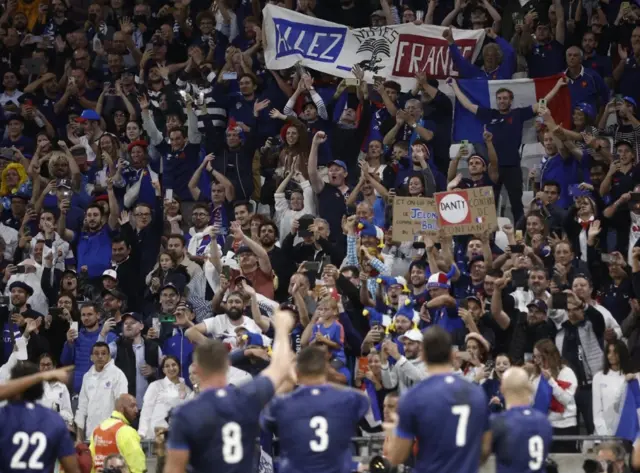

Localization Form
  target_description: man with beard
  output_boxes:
[490,274,553,365]
[166,234,202,280]
[100,289,126,338]
[408,260,428,307]
[187,290,268,347]
[228,221,274,300]
[37,0,76,38]
[452,295,495,351]
[58,179,119,279]
[185,203,213,264]
[282,216,341,267]
[597,97,640,162]
[61,302,116,394]
[259,220,292,302]
[380,329,427,394]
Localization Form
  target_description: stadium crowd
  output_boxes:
[0,0,640,470]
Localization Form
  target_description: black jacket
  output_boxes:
[114,337,160,398]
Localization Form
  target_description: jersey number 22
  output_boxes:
[10,432,47,470]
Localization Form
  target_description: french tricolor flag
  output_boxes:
[452,74,572,144]
[532,374,572,414]
[613,379,640,442]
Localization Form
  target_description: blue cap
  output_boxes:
[575,102,595,119]
[624,96,637,108]
[395,303,415,322]
[80,109,101,121]
[242,332,265,347]
[356,219,378,238]
[122,312,143,323]
[327,160,347,171]
[363,307,383,327]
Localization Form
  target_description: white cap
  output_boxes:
[399,329,423,343]
[102,269,118,280]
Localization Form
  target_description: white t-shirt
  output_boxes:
[202,315,271,348]
[629,211,640,263]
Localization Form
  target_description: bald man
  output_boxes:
[490,367,553,473]
[89,393,146,473]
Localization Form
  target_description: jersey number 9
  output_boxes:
[528,435,544,470]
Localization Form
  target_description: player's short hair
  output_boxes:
[11,361,44,402]
[92,341,110,354]
[194,339,230,376]
[422,326,452,364]
[296,346,327,377]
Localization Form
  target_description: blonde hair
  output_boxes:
[0,163,28,196]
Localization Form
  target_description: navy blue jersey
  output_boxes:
[167,376,275,473]
[491,406,553,473]
[0,401,75,473]
[396,373,489,473]
[260,385,369,473]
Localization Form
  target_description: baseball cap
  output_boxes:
[76,109,100,122]
[122,312,143,323]
[235,246,254,256]
[370,9,384,17]
[327,160,348,171]
[102,269,118,280]
[624,96,637,108]
[160,282,180,294]
[399,329,424,343]
[526,299,548,313]
[102,288,126,300]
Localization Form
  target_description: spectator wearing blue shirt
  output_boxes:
[1,115,34,155]
[58,180,120,280]
[614,28,640,107]
[582,31,613,86]
[565,46,609,114]
[450,76,567,224]
[445,27,515,80]
[539,129,581,209]
[520,11,566,78]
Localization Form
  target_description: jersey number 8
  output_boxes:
[10,432,47,470]
[222,422,243,464]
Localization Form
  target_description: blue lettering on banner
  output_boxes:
[274,18,347,63]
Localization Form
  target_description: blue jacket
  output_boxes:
[449,36,516,80]
[162,328,194,387]
[60,325,116,393]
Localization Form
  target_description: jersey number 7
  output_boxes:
[451,405,470,447]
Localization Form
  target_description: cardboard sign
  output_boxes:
[391,197,439,242]
[434,187,497,236]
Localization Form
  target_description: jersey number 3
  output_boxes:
[309,416,329,452]
[451,405,470,447]
[10,432,47,470]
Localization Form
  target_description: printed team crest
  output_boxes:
[236,102,242,109]
[105,381,111,388]
[353,27,398,73]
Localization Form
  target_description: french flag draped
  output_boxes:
[614,379,640,442]
[361,378,382,428]
[532,375,572,414]
[452,74,572,144]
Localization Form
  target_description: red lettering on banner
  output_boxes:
[392,35,478,78]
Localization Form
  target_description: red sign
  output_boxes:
[392,35,478,79]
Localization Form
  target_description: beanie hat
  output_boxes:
[426,272,450,290]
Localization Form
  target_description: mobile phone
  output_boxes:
[511,268,527,288]
[630,192,640,204]
[304,261,321,273]
[49,307,63,317]
[222,71,238,80]
[601,253,614,263]
[0,147,15,160]
[415,9,424,21]
[345,78,359,87]
[15,266,26,274]
[152,317,161,332]
[159,313,176,323]
[515,230,523,241]
[461,139,469,146]
[538,98,547,108]
[70,321,79,333]
[622,1,631,11]
[509,244,525,254]
[165,189,173,201]
[551,293,568,310]
[222,265,231,279]
[568,184,588,198]
[358,356,369,372]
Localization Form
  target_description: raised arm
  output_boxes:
[449,79,479,114]
[308,131,327,194]
[230,221,272,274]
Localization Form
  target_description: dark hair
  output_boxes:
[161,355,181,376]
[111,236,130,248]
[57,291,80,320]
[542,181,561,193]
[259,220,280,239]
[87,203,104,216]
[168,127,186,138]
[233,200,253,213]
[486,268,503,278]
[192,202,210,213]
[603,341,631,375]
[10,362,44,402]
[340,265,360,278]
[167,233,186,246]
[38,353,55,366]
[238,73,256,86]
[194,340,230,375]
[40,209,57,223]
[382,81,401,93]
[296,346,328,377]
[422,326,452,364]
[92,341,110,354]
[495,87,514,100]
[80,301,101,317]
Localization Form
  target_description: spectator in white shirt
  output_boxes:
[593,341,629,437]
[37,353,73,425]
[0,70,23,108]
[74,342,128,443]
[137,356,191,440]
